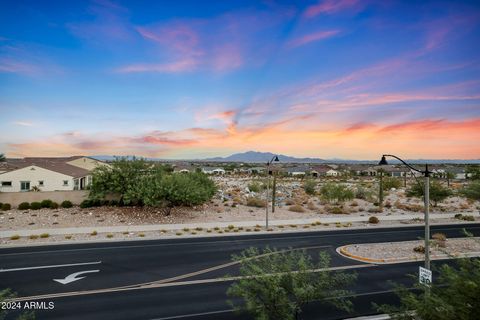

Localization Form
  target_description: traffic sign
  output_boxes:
[419,266,432,286]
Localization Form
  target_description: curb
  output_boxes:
[337,244,480,264]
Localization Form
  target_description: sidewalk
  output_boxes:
[0,213,461,238]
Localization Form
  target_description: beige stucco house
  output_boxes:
[0,156,107,192]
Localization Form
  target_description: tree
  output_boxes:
[460,181,480,200]
[227,247,356,320]
[320,183,354,204]
[383,177,402,190]
[376,257,480,320]
[0,153,5,162]
[406,181,452,207]
[446,172,455,187]
[139,172,216,215]
[1,288,35,319]
[89,157,153,205]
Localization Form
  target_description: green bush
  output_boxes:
[1,203,11,211]
[80,200,93,208]
[18,202,30,210]
[460,181,480,200]
[407,181,452,206]
[247,182,262,193]
[61,200,73,208]
[368,216,379,224]
[383,177,402,190]
[320,183,354,204]
[40,199,53,208]
[30,202,42,210]
[303,179,316,195]
[50,202,59,209]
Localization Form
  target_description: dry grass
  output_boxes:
[289,204,306,213]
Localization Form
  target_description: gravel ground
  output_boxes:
[344,237,480,261]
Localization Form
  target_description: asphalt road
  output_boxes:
[1,223,479,320]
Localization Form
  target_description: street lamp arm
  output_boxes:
[382,154,424,174]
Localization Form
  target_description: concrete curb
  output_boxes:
[337,244,480,264]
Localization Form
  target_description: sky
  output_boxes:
[1,0,480,160]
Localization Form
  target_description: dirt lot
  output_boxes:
[1,176,478,232]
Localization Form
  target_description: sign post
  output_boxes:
[419,266,432,286]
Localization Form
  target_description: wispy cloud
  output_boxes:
[13,121,34,127]
[303,0,362,18]
[287,30,340,48]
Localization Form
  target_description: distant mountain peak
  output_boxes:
[204,151,325,163]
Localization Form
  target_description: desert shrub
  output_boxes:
[40,199,53,208]
[247,181,262,193]
[320,183,354,204]
[413,245,425,253]
[246,196,266,208]
[328,206,348,214]
[10,235,20,240]
[1,203,11,211]
[355,186,371,200]
[18,202,30,210]
[90,230,98,236]
[407,181,452,206]
[285,199,296,205]
[454,213,463,219]
[383,177,402,190]
[29,235,39,239]
[289,205,306,213]
[50,202,59,209]
[303,179,317,195]
[384,201,392,208]
[368,207,381,213]
[80,200,94,208]
[307,201,317,210]
[139,172,216,215]
[30,202,42,210]
[61,200,73,208]
[368,216,379,224]
[108,199,119,206]
[40,233,49,238]
[462,215,475,221]
[432,233,447,241]
[460,181,480,200]
[350,201,359,207]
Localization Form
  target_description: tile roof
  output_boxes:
[1,157,91,178]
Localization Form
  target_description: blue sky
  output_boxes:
[1,0,479,159]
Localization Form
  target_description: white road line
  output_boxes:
[150,309,234,320]
[0,261,101,272]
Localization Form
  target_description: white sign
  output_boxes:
[53,270,100,285]
[419,266,432,286]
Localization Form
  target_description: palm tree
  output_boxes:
[0,153,5,162]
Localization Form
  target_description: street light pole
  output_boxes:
[379,155,431,270]
[424,164,430,270]
[265,155,279,229]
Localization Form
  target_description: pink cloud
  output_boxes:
[0,58,40,75]
[116,58,198,73]
[304,0,361,18]
[287,30,340,48]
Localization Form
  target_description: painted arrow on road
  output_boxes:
[53,270,100,285]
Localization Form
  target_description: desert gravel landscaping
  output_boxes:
[341,237,480,263]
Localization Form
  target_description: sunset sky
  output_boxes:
[1,0,479,160]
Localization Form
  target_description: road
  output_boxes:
[1,223,479,320]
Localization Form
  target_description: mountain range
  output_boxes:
[91,151,480,164]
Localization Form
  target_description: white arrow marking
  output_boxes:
[53,270,100,285]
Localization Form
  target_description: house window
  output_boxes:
[20,181,30,191]
[38,181,44,186]
[1,181,12,187]
[63,180,69,186]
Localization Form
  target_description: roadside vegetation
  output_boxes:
[227,247,356,320]
[0,288,35,319]
[88,158,216,215]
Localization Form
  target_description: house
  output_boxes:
[201,167,226,175]
[310,165,340,177]
[0,156,107,192]
[172,163,195,173]
[286,166,308,176]
[446,167,467,180]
